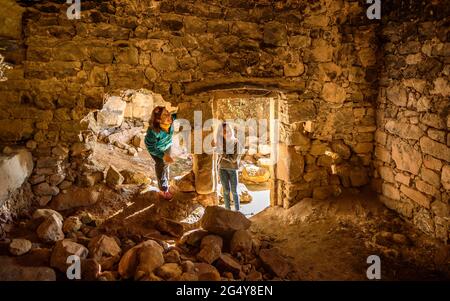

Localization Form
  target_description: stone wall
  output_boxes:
[0,0,380,212]
[2,0,447,243]
[373,1,450,242]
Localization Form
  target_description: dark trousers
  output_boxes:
[151,155,169,192]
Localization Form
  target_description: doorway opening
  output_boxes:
[211,90,280,217]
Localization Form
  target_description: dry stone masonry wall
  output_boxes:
[0,0,448,242]
[373,1,450,242]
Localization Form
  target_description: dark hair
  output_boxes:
[149,106,166,132]
[216,122,236,153]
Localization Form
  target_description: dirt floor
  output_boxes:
[250,189,450,280]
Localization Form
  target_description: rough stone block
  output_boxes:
[0,149,33,204]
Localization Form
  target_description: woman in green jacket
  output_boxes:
[145,106,177,200]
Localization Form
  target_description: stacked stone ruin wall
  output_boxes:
[0,0,447,241]
[373,2,450,242]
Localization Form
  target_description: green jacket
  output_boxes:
[145,114,176,159]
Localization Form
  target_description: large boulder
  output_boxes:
[197,245,222,264]
[134,243,165,280]
[81,258,102,281]
[200,235,223,250]
[178,272,198,281]
[88,235,121,269]
[164,249,181,264]
[33,182,59,197]
[50,239,89,273]
[200,206,251,237]
[36,214,64,243]
[50,187,100,211]
[118,240,163,280]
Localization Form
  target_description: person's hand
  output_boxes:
[163,153,174,164]
[167,104,178,114]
